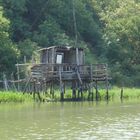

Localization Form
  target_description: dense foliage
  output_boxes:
[0,0,139,86]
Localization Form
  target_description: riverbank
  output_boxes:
[0,87,140,102]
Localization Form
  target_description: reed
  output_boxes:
[0,91,33,103]
[0,87,139,102]
[99,87,140,100]
[51,87,140,101]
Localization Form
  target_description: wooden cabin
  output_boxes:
[40,46,84,65]
[31,46,108,80]
[31,46,85,80]
[29,45,110,100]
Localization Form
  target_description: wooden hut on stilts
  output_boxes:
[18,45,110,101]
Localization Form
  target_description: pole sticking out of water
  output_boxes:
[120,87,123,100]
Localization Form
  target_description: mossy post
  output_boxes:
[95,81,98,101]
[89,65,94,101]
[106,78,109,100]
[72,80,76,100]
[50,81,54,99]
[77,82,83,100]
[33,80,36,100]
[59,66,64,101]
[45,81,48,95]
[88,83,93,101]
[120,87,123,100]
[60,82,64,101]
[91,83,94,101]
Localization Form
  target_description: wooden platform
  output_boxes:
[31,63,110,82]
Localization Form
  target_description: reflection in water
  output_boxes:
[0,101,140,140]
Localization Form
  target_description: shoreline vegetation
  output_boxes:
[0,87,140,103]
[0,91,33,103]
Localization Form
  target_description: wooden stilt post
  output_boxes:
[88,65,93,101]
[59,66,64,101]
[45,80,48,96]
[80,86,83,100]
[60,82,64,101]
[95,81,98,101]
[36,80,42,102]
[28,81,30,93]
[50,82,52,95]
[80,85,83,100]
[88,84,90,100]
[77,82,80,99]
[72,80,76,100]
[120,87,123,100]
[91,89,94,101]
[106,78,109,100]
[37,91,42,102]
[64,81,66,94]
[50,81,54,98]
[41,80,44,95]
[87,83,93,101]
[78,82,83,100]
[30,82,33,95]
[33,80,36,100]
[91,82,94,101]
[52,81,54,99]
[49,82,51,95]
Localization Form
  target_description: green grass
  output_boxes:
[99,87,140,100]
[51,87,140,101]
[0,87,140,102]
[0,91,33,103]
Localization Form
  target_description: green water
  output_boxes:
[0,100,140,140]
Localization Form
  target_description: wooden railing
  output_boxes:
[31,63,109,80]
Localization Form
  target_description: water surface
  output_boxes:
[0,100,140,140]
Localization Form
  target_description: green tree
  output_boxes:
[1,0,30,41]
[0,6,18,77]
[92,0,140,86]
[17,39,38,62]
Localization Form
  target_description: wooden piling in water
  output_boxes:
[120,87,123,100]
[106,78,109,100]
[95,81,98,101]
[60,81,64,101]
[37,91,42,102]
[87,83,94,101]
[91,83,94,101]
[72,80,76,100]
[33,81,36,100]
[77,82,82,100]
[45,81,48,95]
[50,81,54,98]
